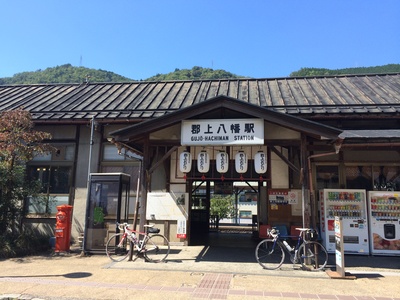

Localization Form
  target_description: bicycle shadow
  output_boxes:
[163,246,257,264]
[165,232,259,264]
[194,245,257,263]
[0,272,92,279]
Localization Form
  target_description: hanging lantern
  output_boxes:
[197,151,210,180]
[216,151,229,180]
[235,151,248,180]
[254,151,267,181]
[179,151,192,179]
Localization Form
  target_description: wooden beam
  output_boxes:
[270,146,300,174]
[148,146,179,174]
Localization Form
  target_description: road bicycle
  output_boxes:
[255,227,328,271]
[106,222,170,263]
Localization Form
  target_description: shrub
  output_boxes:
[0,229,51,258]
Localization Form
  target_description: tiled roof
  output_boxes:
[0,73,399,122]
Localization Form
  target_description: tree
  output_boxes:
[210,194,237,228]
[146,66,246,81]
[289,64,400,77]
[0,108,53,233]
[0,64,132,84]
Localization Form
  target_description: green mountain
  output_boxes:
[289,64,400,77]
[146,66,245,81]
[0,64,132,85]
[1,63,399,85]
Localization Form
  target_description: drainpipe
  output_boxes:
[81,116,96,255]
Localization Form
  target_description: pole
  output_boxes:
[87,116,95,183]
[129,169,141,261]
[81,116,95,255]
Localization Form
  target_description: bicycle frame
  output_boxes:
[117,223,150,252]
[269,229,303,255]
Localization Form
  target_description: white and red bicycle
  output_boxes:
[106,222,170,263]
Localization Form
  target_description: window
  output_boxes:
[27,143,75,215]
[316,165,339,190]
[346,166,373,190]
[239,191,257,202]
[103,144,141,161]
[26,166,72,215]
[373,166,400,191]
[33,144,75,162]
[239,210,252,219]
[345,165,400,191]
[28,166,71,194]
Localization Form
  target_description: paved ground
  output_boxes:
[1,242,400,300]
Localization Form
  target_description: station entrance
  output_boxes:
[189,179,261,247]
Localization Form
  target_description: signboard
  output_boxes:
[268,189,289,205]
[177,219,187,239]
[146,192,188,220]
[335,216,346,277]
[181,119,264,146]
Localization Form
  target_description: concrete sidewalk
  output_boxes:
[1,245,399,300]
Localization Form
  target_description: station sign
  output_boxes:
[181,119,264,145]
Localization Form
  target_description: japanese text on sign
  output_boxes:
[181,119,264,145]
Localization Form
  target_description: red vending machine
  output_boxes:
[319,189,370,254]
[368,191,400,255]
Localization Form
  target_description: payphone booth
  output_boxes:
[83,173,131,253]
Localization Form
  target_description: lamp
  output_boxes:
[197,151,210,180]
[179,151,192,180]
[235,151,248,180]
[216,151,229,181]
[254,151,267,181]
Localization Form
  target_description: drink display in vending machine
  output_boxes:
[319,189,369,254]
[368,191,400,255]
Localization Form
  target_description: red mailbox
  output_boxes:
[55,205,73,252]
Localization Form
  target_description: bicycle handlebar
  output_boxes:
[267,228,279,238]
[267,227,315,239]
[116,222,129,231]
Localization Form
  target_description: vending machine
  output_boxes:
[319,189,369,254]
[368,191,400,255]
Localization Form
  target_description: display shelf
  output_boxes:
[327,205,363,218]
[326,191,363,201]
[370,195,400,217]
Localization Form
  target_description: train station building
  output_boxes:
[1,73,399,254]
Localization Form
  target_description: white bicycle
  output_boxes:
[106,222,170,263]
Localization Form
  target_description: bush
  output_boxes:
[0,229,51,258]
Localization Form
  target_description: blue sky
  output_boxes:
[1,1,399,80]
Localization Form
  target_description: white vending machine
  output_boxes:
[368,191,400,255]
[319,189,369,254]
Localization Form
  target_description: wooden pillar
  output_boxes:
[139,136,150,232]
[300,133,310,228]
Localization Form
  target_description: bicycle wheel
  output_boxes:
[298,241,328,271]
[143,234,170,263]
[255,239,285,270]
[106,233,130,262]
